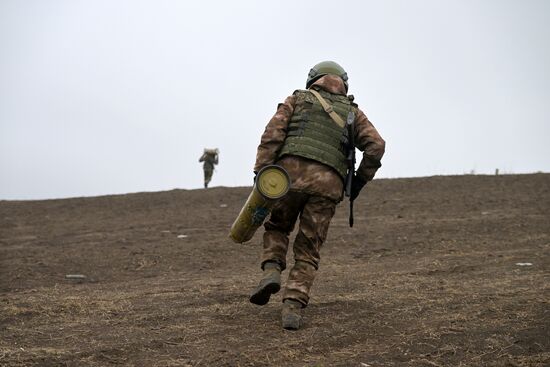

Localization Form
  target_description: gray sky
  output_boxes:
[1,0,549,200]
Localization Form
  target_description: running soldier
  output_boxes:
[199,148,219,188]
[249,61,385,330]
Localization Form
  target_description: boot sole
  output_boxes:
[282,314,302,330]
[249,281,280,306]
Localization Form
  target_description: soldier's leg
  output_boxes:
[283,195,336,306]
[250,191,307,306]
[261,191,307,270]
[281,195,336,329]
[204,168,213,188]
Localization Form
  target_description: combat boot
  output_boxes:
[249,262,281,305]
[281,299,303,330]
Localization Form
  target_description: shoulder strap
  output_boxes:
[308,88,346,128]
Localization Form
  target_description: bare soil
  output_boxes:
[1,174,549,366]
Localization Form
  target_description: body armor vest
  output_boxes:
[278,88,353,179]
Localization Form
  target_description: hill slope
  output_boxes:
[1,174,549,366]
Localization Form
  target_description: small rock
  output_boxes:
[220,204,228,208]
[515,262,532,266]
[177,235,188,239]
[65,274,87,279]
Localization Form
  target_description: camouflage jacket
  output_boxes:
[254,74,386,202]
[199,152,218,169]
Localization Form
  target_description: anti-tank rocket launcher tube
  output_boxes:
[229,165,290,243]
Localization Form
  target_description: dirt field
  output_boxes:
[1,174,549,366]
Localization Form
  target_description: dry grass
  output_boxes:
[1,174,549,366]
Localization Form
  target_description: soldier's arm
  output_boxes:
[253,95,296,172]
[354,107,386,182]
[199,153,205,162]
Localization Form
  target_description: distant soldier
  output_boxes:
[249,61,385,330]
[199,148,219,188]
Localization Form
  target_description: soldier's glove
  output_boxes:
[350,175,367,201]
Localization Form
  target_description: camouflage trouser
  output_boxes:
[261,190,336,306]
[203,167,213,187]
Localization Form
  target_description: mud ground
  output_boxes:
[1,174,549,366]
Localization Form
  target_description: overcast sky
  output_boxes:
[1,0,549,200]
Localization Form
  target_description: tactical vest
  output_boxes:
[201,152,218,168]
[278,88,353,179]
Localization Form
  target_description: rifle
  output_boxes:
[344,111,356,227]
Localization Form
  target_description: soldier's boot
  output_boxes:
[281,299,303,330]
[249,262,281,306]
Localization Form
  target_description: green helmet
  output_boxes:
[306,61,348,91]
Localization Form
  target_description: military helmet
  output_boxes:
[306,61,348,91]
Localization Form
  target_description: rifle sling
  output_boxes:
[308,88,346,128]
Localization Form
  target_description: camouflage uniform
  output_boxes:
[199,150,218,188]
[254,74,385,307]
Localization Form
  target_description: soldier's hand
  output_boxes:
[350,175,367,201]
